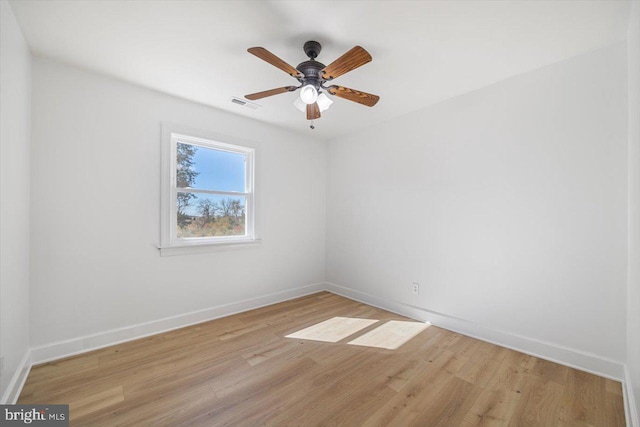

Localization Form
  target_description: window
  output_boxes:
[161,126,256,254]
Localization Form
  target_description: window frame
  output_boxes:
[160,124,257,255]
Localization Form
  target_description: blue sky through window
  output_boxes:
[190,145,245,193]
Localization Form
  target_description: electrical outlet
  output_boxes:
[411,282,420,295]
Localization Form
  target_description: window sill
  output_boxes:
[159,239,262,257]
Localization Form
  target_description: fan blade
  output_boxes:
[248,47,301,78]
[245,86,297,100]
[327,85,379,107]
[321,46,372,80]
[307,102,321,120]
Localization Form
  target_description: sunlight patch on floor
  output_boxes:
[348,320,430,350]
[285,317,379,343]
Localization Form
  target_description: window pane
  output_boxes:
[176,142,245,192]
[177,193,246,238]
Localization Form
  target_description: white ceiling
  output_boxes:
[9,0,632,140]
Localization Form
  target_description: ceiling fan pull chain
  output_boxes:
[310,120,315,130]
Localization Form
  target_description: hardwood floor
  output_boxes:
[18,292,626,426]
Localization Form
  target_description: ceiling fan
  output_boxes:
[245,41,380,122]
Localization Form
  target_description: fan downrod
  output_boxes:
[303,41,322,60]
[297,41,325,83]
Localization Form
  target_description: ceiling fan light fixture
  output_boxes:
[293,96,306,112]
[299,84,318,105]
[294,92,333,113]
[317,93,333,112]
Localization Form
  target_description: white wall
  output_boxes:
[326,43,628,366]
[0,0,31,400]
[29,57,326,348]
[627,0,640,422]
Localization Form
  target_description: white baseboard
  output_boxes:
[30,282,325,365]
[325,281,626,381]
[0,350,32,404]
[625,365,639,427]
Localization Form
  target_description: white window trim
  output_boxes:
[160,124,260,256]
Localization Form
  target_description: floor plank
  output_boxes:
[18,292,626,426]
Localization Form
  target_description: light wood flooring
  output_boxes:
[19,292,626,426]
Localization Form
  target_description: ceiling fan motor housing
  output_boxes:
[298,41,326,90]
[296,60,325,89]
